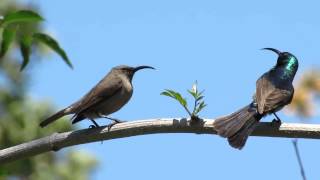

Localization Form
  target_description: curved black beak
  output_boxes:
[261,48,282,55]
[133,65,155,73]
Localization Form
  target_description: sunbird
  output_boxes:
[214,48,299,149]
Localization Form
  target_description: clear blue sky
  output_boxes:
[21,0,320,179]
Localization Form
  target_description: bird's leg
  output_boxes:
[89,119,100,128]
[100,115,127,123]
[99,115,127,131]
[272,112,281,122]
[271,112,282,126]
[88,119,104,144]
[106,121,117,131]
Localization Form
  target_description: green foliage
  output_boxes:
[161,89,187,107]
[2,150,97,180]
[187,82,207,116]
[0,25,16,57]
[19,34,32,70]
[0,10,43,27]
[33,33,73,69]
[0,1,96,178]
[0,10,73,70]
[53,151,97,180]
[0,58,98,179]
[161,81,207,119]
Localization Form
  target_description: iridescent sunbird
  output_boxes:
[214,48,299,149]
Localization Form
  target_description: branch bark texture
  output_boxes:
[1,118,320,164]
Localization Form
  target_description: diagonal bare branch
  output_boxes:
[292,139,307,180]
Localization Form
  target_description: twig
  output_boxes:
[183,106,193,117]
[292,139,307,180]
[1,118,320,164]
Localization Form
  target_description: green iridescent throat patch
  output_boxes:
[286,56,297,71]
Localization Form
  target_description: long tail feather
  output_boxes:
[71,114,85,124]
[40,108,68,127]
[213,103,262,149]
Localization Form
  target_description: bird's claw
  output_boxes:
[106,117,126,123]
[271,118,281,126]
[89,119,100,128]
[112,119,126,123]
[100,115,126,123]
[106,121,123,131]
[89,125,97,129]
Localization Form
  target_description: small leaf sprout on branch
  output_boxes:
[161,81,207,122]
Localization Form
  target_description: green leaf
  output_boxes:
[161,89,187,107]
[187,89,197,98]
[195,90,204,99]
[166,89,187,107]
[165,89,178,95]
[33,33,73,69]
[174,92,187,107]
[0,25,17,58]
[196,95,204,101]
[19,35,33,71]
[0,10,44,27]
[161,89,177,99]
[160,91,175,98]
[195,101,207,115]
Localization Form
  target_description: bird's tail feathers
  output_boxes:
[39,108,70,128]
[71,114,85,124]
[213,103,262,149]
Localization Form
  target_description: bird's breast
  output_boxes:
[95,80,133,116]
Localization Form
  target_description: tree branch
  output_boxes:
[292,139,307,180]
[1,118,320,164]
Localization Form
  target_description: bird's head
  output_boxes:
[113,65,155,81]
[262,48,299,71]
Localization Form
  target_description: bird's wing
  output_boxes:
[70,74,123,114]
[256,74,293,114]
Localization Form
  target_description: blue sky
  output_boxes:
[20,0,320,179]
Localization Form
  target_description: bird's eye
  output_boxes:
[280,53,289,59]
